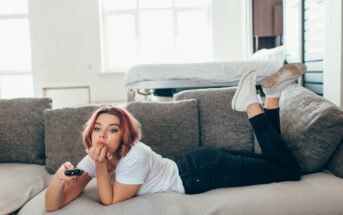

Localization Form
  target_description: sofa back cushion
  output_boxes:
[327,140,343,177]
[173,88,254,152]
[278,85,343,173]
[0,98,52,164]
[44,106,98,174]
[126,99,199,160]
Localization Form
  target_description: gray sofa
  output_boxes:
[1,85,343,215]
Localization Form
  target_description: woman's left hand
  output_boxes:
[88,145,108,163]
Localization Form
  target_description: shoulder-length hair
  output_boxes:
[83,106,141,158]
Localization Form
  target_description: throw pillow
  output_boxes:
[278,85,343,173]
[0,98,52,164]
[44,106,98,174]
[327,140,343,178]
[174,88,254,152]
[126,99,199,160]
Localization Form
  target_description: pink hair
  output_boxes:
[83,106,141,158]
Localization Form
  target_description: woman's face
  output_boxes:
[91,113,122,154]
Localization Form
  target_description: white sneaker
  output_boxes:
[232,70,257,112]
[262,63,307,96]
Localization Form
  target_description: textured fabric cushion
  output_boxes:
[0,163,52,215]
[44,106,98,174]
[278,85,343,173]
[327,140,343,178]
[18,172,343,215]
[173,88,254,152]
[126,99,199,160]
[0,98,52,164]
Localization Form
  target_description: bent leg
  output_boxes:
[248,113,300,174]
[264,108,281,134]
[176,147,300,194]
[264,97,281,134]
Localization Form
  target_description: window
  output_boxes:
[100,0,212,73]
[0,0,33,98]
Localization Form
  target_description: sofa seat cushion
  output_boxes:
[18,172,343,215]
[126,99,199,160]
[173,88,254,152]
[0,163,52,215]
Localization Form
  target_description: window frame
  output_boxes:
[0,3,33,98]
[100,0,212,73]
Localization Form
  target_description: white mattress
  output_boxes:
[125,60,283,89]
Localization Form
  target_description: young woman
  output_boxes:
[45,63,306,211]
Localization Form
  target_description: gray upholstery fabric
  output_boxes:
[327,140,343,178]
[18,172,343,215]
[278,85,343,173]
[0,98,52,164]
[126,99,199,160]
[0,163,52,215]
[44,106,98,174]
[173,88,254,152]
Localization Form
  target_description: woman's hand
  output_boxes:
[88,145,108,163]
[56,162,79,185]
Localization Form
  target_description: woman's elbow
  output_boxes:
[45,204,60,212]
[100,198,115,206]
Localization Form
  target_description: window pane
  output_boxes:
[175,0,208,7]
[139,11,174,63]
[0,0,28,14]
[107,14,137,70]
[0,19,32,71]
[140,0,172,9]
[0,74,33,99]
[176,11,212,61]
[103,0,136,11]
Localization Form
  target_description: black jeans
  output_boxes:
[175,108,301,194]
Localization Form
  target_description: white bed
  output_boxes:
[125,47,285,102]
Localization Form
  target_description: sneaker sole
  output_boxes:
[262,63,307,91]
[232,70,255,111]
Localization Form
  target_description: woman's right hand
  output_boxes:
[56,162,79,186]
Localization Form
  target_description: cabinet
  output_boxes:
[253,0,283,51]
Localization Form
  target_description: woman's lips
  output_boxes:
[97,142,107,146]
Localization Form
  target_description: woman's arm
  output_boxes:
[45,162,92,212]
[90,146,141,205]
[95,161,114,205]
[89,145,116,205]
[112,181,141,204]
[96,161,141,205]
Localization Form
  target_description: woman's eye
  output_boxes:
[94,127,100,131]
[109,129,117,133]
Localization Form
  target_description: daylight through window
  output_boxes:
[101,0,212,73]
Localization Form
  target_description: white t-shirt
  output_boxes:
[77,142,185,196]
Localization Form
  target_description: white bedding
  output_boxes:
[125,60,283,89]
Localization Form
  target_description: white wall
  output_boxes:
[212,0,244,60]
[324,0,343,108]
[29,0,245,102]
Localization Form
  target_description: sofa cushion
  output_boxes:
[173,88,254,152]
[0,163,52,215]
[18,172,343,215]
[126,99,199,160]
[278,85,343,173]
[0,98,52,164]
[327,140,343,177]
[44,106,98,174]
